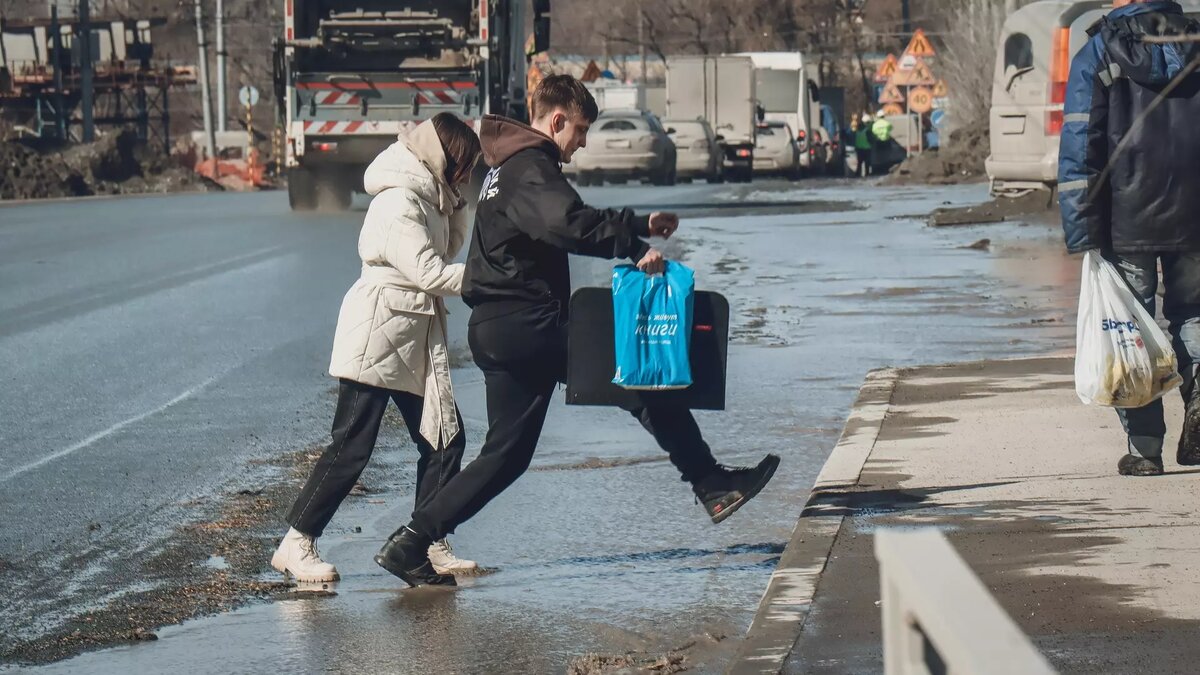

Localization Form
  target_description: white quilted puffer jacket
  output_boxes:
[328,120,469,450]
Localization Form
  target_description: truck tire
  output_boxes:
[288,168,318,211]
[315,175,353,212]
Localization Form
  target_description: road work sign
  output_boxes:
[879,82,905,105]
[904,28,936,59]
[908,87,934,114]
[875,54,898,83]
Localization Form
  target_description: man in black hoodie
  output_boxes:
[374,75,779,586]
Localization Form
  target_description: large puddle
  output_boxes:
[23,181,1080,674]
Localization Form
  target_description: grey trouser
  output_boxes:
[1104,252,1200,457]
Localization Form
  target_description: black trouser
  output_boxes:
[287,379,466,538]
[408,304,720,541]
[855,149,871,177]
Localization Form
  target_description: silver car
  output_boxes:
[664,118,721,183]
[753,121,802,178]
[568,109,677,186]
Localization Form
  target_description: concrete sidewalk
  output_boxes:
[735,357,1200,674]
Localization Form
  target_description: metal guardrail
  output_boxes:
[874,529,1058,675]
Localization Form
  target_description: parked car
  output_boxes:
[753,121,801,178]
[567,109,677,186]
[664,117,722,183]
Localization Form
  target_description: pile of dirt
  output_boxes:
[928,189,1057,227]
[0,129,217,200]
[882,126,991,186]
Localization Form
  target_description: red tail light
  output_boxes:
[1047,26,1071,136]
[312,141,339,152]
[736,148,751,158]
[797,129,807,140]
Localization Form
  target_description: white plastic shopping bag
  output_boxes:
[1075,251,1182,407]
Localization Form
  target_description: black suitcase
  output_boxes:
[565,287,729,410]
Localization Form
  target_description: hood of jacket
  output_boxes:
[363,119,462,214]
[480,114,561,167]
[1101,1,1200,86]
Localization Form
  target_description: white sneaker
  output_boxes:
[270,527,340,582]
[428,538,477,574]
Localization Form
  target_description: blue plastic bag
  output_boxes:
[611,261,695,390]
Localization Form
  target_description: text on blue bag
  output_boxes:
[611,262,695,390]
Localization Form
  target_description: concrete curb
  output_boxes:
[728,367,899,675]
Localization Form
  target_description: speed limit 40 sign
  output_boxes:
[908,86,934,114]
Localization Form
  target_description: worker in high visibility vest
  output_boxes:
[871,112,894,143]
[852,115,873,177]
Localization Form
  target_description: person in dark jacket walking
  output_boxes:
[1059,0,1200,476]
[373,75,780,586]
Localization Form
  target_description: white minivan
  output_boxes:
[986,0,1200,194]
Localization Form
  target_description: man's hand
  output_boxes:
[648,212,679,239]
[637,247,666,275]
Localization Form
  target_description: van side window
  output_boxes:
[1004,33,1034,71]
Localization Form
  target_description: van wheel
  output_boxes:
[287,168,318,211]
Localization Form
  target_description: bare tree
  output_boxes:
[937,0,1006,133]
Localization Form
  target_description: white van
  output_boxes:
[738,52,823,172]
[986,0,1200,195]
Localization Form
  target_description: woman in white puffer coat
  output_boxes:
[271,114,480,586]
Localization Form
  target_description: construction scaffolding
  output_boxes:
[0,12,196,147]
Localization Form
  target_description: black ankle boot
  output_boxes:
[693,454,781,524]
[374,526,456,587]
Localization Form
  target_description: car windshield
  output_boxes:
[598,118,642,132]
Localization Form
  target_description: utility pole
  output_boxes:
[637,10,646,106]
[50,5,67,140]
[901,0,911,35]
[195,0,217,167]
[79,0,95,142]
[215,0,227,132]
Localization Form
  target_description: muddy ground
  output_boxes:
[0,131,217,200]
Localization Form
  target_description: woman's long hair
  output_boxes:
[431,112,482,188]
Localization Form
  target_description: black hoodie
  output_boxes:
[462,115,651,323]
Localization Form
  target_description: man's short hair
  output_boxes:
[530,75,599,123]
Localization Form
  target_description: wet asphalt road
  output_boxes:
[1,180,1079,673]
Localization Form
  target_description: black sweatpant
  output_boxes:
[409,304,719,541]
[855,149,871,177]
[287,379,466,538]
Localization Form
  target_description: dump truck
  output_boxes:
[665,55,757,182]
[274,0,549,210]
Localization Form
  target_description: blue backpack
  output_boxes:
[611,262,695,390]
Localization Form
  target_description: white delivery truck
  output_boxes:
[666,55,757,182]
[739,52,823,173]
[586,81,643,112]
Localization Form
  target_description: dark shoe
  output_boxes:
[694,454,781,524]
[374,527,456,587]
[1179,387,1200,466]
[1117,454,1164,476]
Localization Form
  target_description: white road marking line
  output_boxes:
[1,375,220,483]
